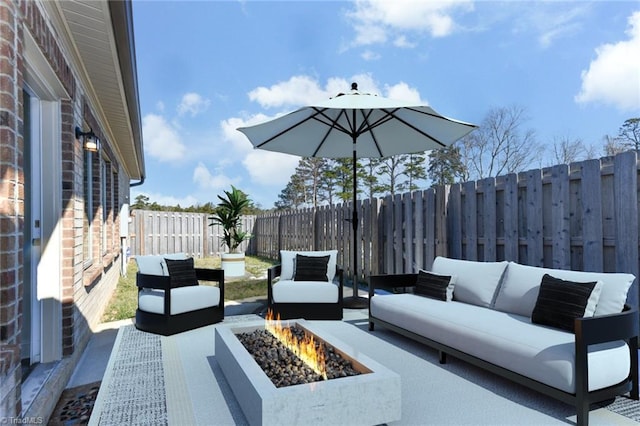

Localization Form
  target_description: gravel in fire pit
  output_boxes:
[236,326,362,388]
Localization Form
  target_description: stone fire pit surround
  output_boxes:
[215,319,401,426]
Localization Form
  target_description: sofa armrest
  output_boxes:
[575,304,639,401]
[575,304,639,346]
[369,273,419,298]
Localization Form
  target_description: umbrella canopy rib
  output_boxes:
[310,108,344,157]
[254,112,319,149]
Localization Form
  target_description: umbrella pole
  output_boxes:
[343,138,368,309]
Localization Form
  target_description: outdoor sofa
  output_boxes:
[267,250,344,320]
[135,254,224,335]
[369,256,639,426]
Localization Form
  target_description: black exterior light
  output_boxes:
[75,126,100,152]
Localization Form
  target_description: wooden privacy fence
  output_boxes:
[129,211,257,258]
[129,151,639,308]
[253,151,640,308]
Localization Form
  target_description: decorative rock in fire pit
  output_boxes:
[236,326,361,387]
[215,319,401,426]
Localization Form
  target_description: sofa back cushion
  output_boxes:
[280,250,338,282]
[135,253,189,276]
[431,257,508,307]
[494,262,635,317]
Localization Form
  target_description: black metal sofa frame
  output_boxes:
[136,268,225,336]
[368,273,639,426]
[267,264,344,320]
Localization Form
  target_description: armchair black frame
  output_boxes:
[267,264,344,320]
[135,268,225,336]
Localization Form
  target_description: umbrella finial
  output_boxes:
[351,82,358,91]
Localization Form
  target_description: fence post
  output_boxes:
[614,151,639,309]
[435,185,450,258]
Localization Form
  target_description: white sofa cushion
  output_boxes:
[431,257,508,308]
[135,253,189,276]
[138,285,220,315]
[272,280,339,303]
[370,293,630,393]
[494,262,634,317]
[280,250,338,282]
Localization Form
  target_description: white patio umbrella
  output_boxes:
[238,83,477,308]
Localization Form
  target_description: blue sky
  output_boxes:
[131,1,640,209]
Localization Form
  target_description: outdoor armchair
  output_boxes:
[135,254,224,335]
[267,250,344,320]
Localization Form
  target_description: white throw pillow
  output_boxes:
[431,257,508,308]
[280,250,338,282]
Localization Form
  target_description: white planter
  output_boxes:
[221,252,245,277]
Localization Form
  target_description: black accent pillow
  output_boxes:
[415,270,453,301]
[293,255,330,281]
[531,274,598,333]
[164,258,198,288]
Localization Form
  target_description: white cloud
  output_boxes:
[575,11,640,111]
[345,0,474,47]
[131,190,199,209]
[142,114,187,162]
[242,150,299,186]
[248,76,328,109]
[384,81,425,104]
[192,162,235,191]
[513,4,589,49]
[361,50,381,61]
[393,35,416,48]
[177,92,211,117]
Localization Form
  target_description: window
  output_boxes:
[83,148,95,268]
[101,157,108,255]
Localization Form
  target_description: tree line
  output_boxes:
[276,107,639,209]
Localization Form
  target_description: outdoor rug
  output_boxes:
[89,313,640,425]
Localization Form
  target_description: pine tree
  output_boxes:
[401,153,427,192]
[428,146,465,186]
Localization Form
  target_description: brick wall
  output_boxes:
[1,0,133,419]
[0,0,24,417]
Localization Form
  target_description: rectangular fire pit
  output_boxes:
[215,319,401,426]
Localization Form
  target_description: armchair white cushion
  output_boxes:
[139,286,221,315]
[271,281,339,303]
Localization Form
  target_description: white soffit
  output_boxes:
[52,0,142,179]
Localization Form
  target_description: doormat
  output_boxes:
[48,381,100,425]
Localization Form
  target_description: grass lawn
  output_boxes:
[102,255,277,323]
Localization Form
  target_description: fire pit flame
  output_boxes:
[265,310,328,380]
